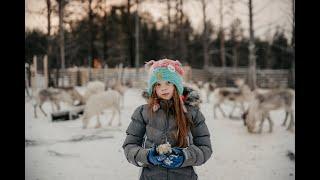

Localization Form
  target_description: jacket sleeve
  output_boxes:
[122,105,151,167]
[181,108,213,167]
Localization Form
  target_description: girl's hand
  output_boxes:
[147,145,167,165]
[160,147,185,168]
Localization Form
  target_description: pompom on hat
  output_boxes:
[145,59,185,96]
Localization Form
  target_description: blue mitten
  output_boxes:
[161,147,185,168]
[147,145,167,165]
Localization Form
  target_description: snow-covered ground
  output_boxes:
[25,88,295,180]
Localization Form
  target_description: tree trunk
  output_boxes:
[102,1,108,65]
[167,0,172,55]
[127,0,135,67]
[46,0,53,87]
[135,0,140,78]
[102,13,107,64]
[58,0,65,71]
[219,0,226,85]
[179,0,187,62]
[201,0,209,69]
[291,0,295,88]
[248,0,257,89]
[88,0,94,67]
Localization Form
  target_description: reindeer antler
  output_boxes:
[144,60,156,71]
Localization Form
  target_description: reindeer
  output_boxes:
[82,89,121,129]
[242,89,295,133]
[83,81,105,101]
[212,78,253,119]
[59,86,86,105]
[33,87,84,118]
[106,77,128,108]
[202,82,217,103]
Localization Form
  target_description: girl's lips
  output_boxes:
[161,93,169,96]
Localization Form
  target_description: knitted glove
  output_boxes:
[160,147,185,169]
[147,145,167,165]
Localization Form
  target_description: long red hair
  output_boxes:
[148,85,190,148]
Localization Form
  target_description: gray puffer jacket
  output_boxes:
[122,89,212,180]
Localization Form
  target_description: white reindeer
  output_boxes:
[107,78,128,108]
[82,89,121,129]
[83,81,105,101]
[242,89,295,133]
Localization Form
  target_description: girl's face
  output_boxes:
[154,81,175,100]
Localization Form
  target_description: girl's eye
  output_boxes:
[166,81,172,85]
[156,83,161,87]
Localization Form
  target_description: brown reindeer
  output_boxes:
[212,78,253,119]
[33,87,85,118]
[242,89,295,133]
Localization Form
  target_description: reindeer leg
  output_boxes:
[117,108,121,126]
[229,103,237,118]
[121,95,124,109]
[258,117,265,134]
[95,114,102,129]
[108,108,116,126]
[82,112,89,129]
[266,114,273,133]
[39,102,47,117]
[50,101,55,112]
[282,112,289,126]
[34,104,38,118]
[52,100,61,111]
[213,104,218,119]
[218,104,227,118]
[287,111,295,132]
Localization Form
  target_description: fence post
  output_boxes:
[25,63,30,97]
[43,55,48,88]
[88,56,92,81]
[31,55,37,94]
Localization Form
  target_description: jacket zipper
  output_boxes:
[165,103,169,179]
[165,105,169,143]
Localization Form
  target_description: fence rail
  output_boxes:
[28,66,292,89]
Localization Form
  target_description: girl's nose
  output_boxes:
[161,87,167,91]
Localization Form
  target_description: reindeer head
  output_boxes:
[241,110,256,133]
[242,104,260,133]
[208,83,217,92]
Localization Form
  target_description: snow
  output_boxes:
[25,88,295,180]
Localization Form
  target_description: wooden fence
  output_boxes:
[27,65,292,89]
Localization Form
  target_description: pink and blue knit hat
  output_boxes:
[145,59,185,96]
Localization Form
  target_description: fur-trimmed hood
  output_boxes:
[141,86,201,108]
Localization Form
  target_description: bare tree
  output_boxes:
[179,0,187,62]
[127,0,135,67]
[46,0,53,87]
[248,0,257,89]
[135,0,140,77]
[219,0,226,85]
[291,0,295,88]
[230,18,242,69]
[88,0,94,67]
[200,0,209,69]
[56,0,66,71]
[46,0,52,55]
[102,0,108,63]
[167,0,172,55]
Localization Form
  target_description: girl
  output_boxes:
[122,59,212,180]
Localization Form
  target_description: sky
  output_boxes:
[25,0,293,42]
